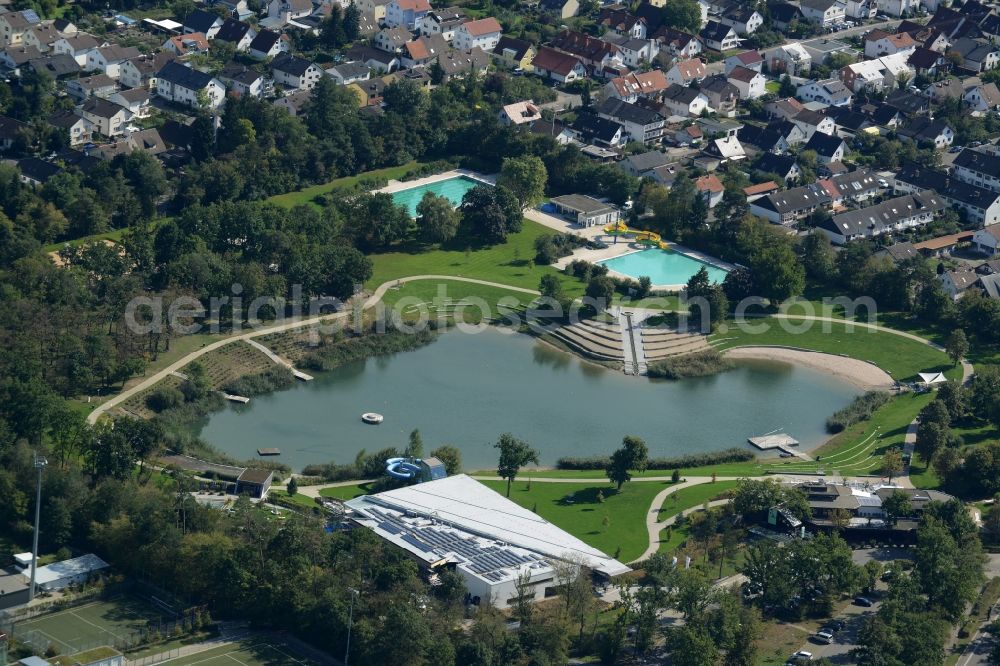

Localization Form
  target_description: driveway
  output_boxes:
[851,546,914,566]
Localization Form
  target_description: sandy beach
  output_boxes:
[724,346,896,392]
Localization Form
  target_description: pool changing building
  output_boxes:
[345,475,630,608]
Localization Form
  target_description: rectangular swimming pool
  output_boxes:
[598,248,729,286]
[390,175,484,216]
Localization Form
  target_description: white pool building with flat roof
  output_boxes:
[346,475,630,608]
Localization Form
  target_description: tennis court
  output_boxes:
[162,640,318,666]
[14,597,173,654]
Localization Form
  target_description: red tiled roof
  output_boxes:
[463,17,502,36]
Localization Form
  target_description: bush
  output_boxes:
[301,325,437,372]
[146,387,184,412]
[646,350,734,380]
[224,367,294,397]
[825,391,892,433]
[557,448,755,470]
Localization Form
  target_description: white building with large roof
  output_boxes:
[345,475,630,608]
[22,553,108,591]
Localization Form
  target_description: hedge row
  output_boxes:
[825,391,891,433]
[556,447,755,470]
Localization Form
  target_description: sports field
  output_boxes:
[14,597,173,654]
[162,640,317,666]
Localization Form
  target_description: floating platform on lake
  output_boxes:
[222,393,250,404]
[362,413,384,425]
[257,448,281,456]
[748,433,799,450]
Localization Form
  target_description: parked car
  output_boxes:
[814,629,834,644]
[785,650,814,665]
[854,596,873,607]
[827,619,846,631]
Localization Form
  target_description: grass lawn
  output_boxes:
[154,638,318,666]
[42,219,167,253]
[269,489,319,509]
[379,279,537,322]
[367,219,584,295]
[656,480,739,522]
[478,478,675,563]
[319,482,376,501]
[268,161,426,209]
[765,80,781,94]
[710,316,957,382]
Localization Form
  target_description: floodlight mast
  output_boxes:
[29,452,47,601]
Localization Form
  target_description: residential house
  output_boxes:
[219,63,267,97]
[727,65,765,100]
[876,0,918,17]
[964,82,1000,113]
[598,97,665,144]
[738,124,790,154]
[743,181,781,201]
[85,45,141,79]
[156,61,226,109]
[824,106,874,136]
[499,100,542,126]
[274,88,313,115]
[530,118,574,144]
[65,73,117,101]
[770,3,805,30]
[898,117,954,149]
[421,8,467,41]
[717,5,764,35]
[78,97,131,137]
[491,36,535,71]
[939,268,980,299]
[875,241,920,263]
[699,76,739,117]
[266,0,314,25]
[724,50,763,75]
[750,183,833,225]
[613,37,658,68]
[673,124,703,146]
[885,89,931,116]
[791,109,836,140]
[950,38,1000,72]
[767,119,809,147]
[973,226,1000,254]
[357,0,391,22]
[436,47,489,80]
[109,88,151,118]
[539,0,580,20]
[661,84,710,117]
[52,33,102,66]
[271,54,322,89]
[17,157,62,186]
[766,96,805,121]
[385,0,432,30]
[699,20,738,52]
[375,26,412,54]
[399,35,448,68]
[182,9,224,38]
[0,45,42,73]
[548,30,621,69]
[598,7,646,38]
[839,53,914,93]
[804,131,848,163]
[214,20,257,52]
[703,135,746,162]
[694,174,725,207]
[604,69,669,103]
[453,17,502,52]
[828,168,881,204]
[801,37,854,65]
[926,78,967,102]
[346,45,400,72]
[248,30,289,59]
[0,11,38,48]
[770,43,811,77]
[817,191,945,244]
[620,149,675,177]
[754,153,802,182]
[119,52,174,89]
[530,46,585,83]
[326,62,372,85]
[29,54,80,79]
[163,33,210,56]
[47,110,92,146]
[908,47,946,76]
[800,0,846,27]
[22,22,61,53]
[570,113,626,148]
[796,78,853,106]
[864,30,916,59]
[953,149,1000,193]
[654,27,701,59]
[895,163,1000,226]
[666,58,706,86]
[845,0,876,19]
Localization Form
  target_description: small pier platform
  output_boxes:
[257,447,281,456]
[223,393,250,404]
[748,433,800,450]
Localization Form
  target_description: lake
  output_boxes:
[197,328,860,471]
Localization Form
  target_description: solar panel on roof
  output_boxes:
[22,9,41,23]
[401,533,434,553]
[380,522,404,535]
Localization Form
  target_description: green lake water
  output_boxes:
[197,328,860,471]
[390,175,482,216]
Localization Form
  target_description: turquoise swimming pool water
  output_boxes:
[390,175,483,216]
[599,248,729,285]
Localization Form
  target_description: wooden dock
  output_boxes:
[257,447,281,456]
[748,433,800,450]
[222,393,250,404]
